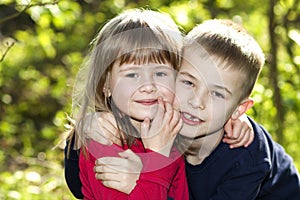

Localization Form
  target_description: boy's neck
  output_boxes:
[184,129,224,165]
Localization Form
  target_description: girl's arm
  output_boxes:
[64,112,254,197]
[223,114,254,148]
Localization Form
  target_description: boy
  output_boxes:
[176,19,300,199]
[92,19,300,199]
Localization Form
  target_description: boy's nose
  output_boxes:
[188,95,206,110]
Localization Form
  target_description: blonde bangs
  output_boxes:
[107,27,180,69]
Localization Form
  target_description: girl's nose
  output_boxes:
[139,82,157,93]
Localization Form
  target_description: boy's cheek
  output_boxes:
[172,97,180,110]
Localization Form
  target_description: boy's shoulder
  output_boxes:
[243,117,273,166]
[210,118,274,170]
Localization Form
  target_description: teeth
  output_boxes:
[183,113,200,122]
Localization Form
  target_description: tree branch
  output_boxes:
[0,0,59,25]
[0,41,15,62]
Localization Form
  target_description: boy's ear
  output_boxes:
[231,98,254,120]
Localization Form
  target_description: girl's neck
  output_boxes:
[130,118,142,133]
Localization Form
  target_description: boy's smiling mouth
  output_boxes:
[181,112,204,125]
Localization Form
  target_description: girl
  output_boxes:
[68,8,188,199]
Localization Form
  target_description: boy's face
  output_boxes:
[176,46,244,139]
[109,61,176,122]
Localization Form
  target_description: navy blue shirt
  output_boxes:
[186,117,300,200]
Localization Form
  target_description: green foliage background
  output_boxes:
[0,0,299,199]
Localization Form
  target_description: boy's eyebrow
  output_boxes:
[211,84,232,95]
[178,71,198,80]
[179,71,233,95]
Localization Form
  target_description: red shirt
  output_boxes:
[79,139,188,200]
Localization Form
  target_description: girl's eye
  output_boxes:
[155,71,167,77]
[125,73,139,78]
[212,91,225,99]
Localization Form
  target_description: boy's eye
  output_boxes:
[211,91,225,99]
[125,73,139,78]
[182,80,194,87]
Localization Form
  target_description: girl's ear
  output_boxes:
[231,98,254,120]
[103,72,111,97]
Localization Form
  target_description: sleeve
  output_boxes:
[64,137,83,199]
[209,161,270,200]
[131,149,188,199]
[79,149,96,200]
[166,155,189,200]
[80,141,188,199]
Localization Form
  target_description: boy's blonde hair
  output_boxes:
[71,9,183,148]
[185,19,265,101]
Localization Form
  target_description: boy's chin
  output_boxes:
[179,126,208,139]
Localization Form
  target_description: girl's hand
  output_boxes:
[94,149,143,194]
[141,97,183,157]
[83,112,121,145]
[223,114,254,148]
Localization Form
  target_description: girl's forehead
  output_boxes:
[116,47,178,69]
[118,62,174,70]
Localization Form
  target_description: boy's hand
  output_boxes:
[84,112,121,146]
[141,97,182,157]
[223,114,254,148]
[94,149,143,194]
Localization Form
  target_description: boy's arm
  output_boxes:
[85,141,188,199]
[64,137,83,199]
[210,161,270,200]
[94,149,188,199]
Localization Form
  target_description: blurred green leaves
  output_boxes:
[0,0,299,198]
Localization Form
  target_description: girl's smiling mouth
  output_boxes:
[135,99,158,106]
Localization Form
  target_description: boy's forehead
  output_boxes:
[181,48,223,84]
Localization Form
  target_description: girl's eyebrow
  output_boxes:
[119,66,139,72]
[119,64,172,72]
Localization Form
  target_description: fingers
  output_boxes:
[118,149,141,163]
[95,151,142,173]
[101,180,120,190]
[94,166,118,178]
[158,97,181,135]
[169,109,181,134]
[223,122,254,148]
[242,128,254,147]
[140,97,180,156]
[96,157,124,167]
[223,118,233,138]
[95,166,138,194]
[150,97,167,130]
[141,117,150,138]
[96,113,120,145]
[83,112,122,145]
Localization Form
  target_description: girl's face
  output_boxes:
[109,60,176,123]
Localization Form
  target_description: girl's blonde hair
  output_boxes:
[69,8,183,149]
